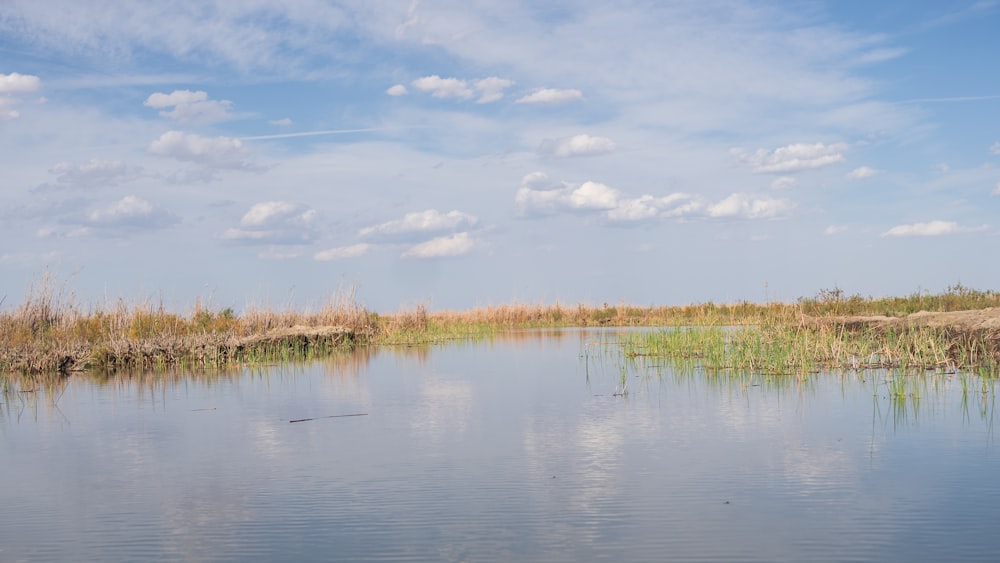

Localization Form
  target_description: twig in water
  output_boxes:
[289,413,368,423]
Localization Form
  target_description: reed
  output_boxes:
[618,321,1000,377]
[3,275,999,380]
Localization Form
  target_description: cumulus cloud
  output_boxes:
[222,201,317,245]
[402,232,478,258]
[84,195,178,234]
[0,72,40,93]
[359,209,478,240]
[847,166,878,180]
[34,159,137,192]
[515,172,792,222]
[771,176,797,190]
[473,77,514,103]
[314,243,371,261]
[881,220,987,237]
[732,142,848,173]
[538,134,616,158]
[412,75,473,99]
[706,193,795,219]
[148,131,255,170]
[516,88,583,104]
[409,75,513,103]
[386,84,408,96]
[0,71,41,119]
[607,194,700,221]
[144,90,233,122]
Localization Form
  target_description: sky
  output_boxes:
[1,0,999,312]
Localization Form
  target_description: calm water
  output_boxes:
[2,328,999,562]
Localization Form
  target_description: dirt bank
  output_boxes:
[806,308,1000,332]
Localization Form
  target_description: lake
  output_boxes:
[2,328,999,562]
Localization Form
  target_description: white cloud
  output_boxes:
[85,195,178,233]
[847,166,878,180]
[991,142,1000,156]
[359,209,478,240]
[258,247,303,260]
[0,71,41,119]
[733,142,848,173]
[514,172,730,222]
[771,176,797,190]
[514,175,620,215]
[144,90,233,122]
[409,75,513,103]
[516,88,583,104]
[568,181,619,210]
[706,193,794,219]
[148,131,253,170]
[240,201,314,228]
[880,220,985,237]
[386,84,408,96]
[824,225,848,235]
[473,77,514,103]
[411,75,474,99]
[538,134,616,158]
[34,159,135,191]
[222,201,317,245]
[314,243,371,261]
[993,182,1000,196]
[607,194,699,222]
[269,117,292,126]
[402,232,477,258]
[0,72,41,93]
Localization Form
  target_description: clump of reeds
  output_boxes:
[619,320,1000,377]
[0,277,377,377]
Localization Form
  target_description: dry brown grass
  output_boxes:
[3,276,999,379]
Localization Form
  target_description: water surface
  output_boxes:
[2,328,999,562]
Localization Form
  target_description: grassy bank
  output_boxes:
[2,278,999,379]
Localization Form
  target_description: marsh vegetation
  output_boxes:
[2,276,999,380]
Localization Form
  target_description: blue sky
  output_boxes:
[1,0,999,312]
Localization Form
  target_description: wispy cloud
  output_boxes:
[881,220,987,237]
[148,131,256,170]
[359,209,478,241]
[33,159,138,192]
[847,166,879,180]
[516,88,583,104]
[314,243,371,261]
[402,232,478,258]
[732,142,848,174]
[706,193,794,219]
[410,75,514,103]
[83,195,178,235]
[824,225,848,235]
[538,134,615,158]
[144,90,233,122]
[771,177,797,190]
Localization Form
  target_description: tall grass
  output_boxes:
[3,276,999,379]
[619,322,1000,377]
